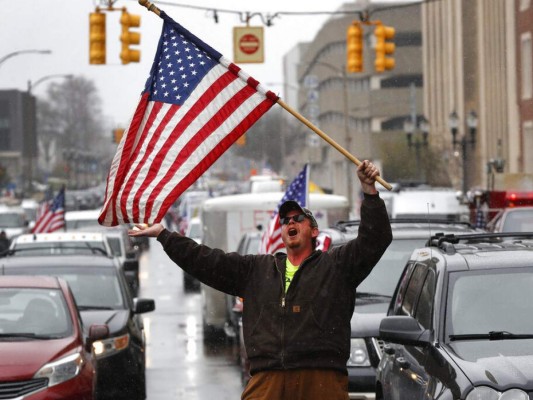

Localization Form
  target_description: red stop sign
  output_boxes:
[239,34,259,55]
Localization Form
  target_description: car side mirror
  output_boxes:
[379,316,431,346]
[86,324,109,352]
[133,298,155,314]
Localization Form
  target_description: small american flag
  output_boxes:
[99,11,278,226]
[32,186,65,233]
[259,164,309,254]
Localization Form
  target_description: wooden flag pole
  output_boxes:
[138,0,161,16]
[137,0,392,191]
[277,99,392,191]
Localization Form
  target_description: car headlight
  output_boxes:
[93,333,130,358]
[34,353,84,387]
[346,338,371,367]
[466,387,529,400]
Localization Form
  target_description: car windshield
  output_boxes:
[0,213,25,228]
[11,241,108,256]
[6,267,125,310]
[0,288,72,338]
[502,209,533,232]
[447,267,533,338]
[356,238,421,299]
[188,223,202,239]
[106,237,123,257]
[66,219,100,230]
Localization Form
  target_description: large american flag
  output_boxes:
[32,187,65,233]
[259,164,309,254]
[98,11,278,226]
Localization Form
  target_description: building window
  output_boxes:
[521,33,532,100]
[524,121,533,172]
[520,0,530,11]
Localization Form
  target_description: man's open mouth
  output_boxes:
[288,228,298,237]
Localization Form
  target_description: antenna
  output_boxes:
[427,202,433,258]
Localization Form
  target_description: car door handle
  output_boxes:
[396,357,410,369]
[383,344,395,355]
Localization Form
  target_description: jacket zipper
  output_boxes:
[275,258,286,367]
[275,253,317,368]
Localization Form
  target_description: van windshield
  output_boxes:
[357,238,422,299]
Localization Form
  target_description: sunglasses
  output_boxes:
[280,214,306,225]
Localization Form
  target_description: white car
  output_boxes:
[9,232,112,257]
[0,206,30,241]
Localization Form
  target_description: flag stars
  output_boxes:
[181,74,187,79]
[189,63,195,68]
[169,71,175,76]
[167,62,173,68]
[187,55,193,60]
[185,47,191,52]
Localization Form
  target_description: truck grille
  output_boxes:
[371,337,385,360]
[0,378,48,399]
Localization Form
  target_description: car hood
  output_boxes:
[80,309,130,334]
[447,340,533,388]
[0,338,77,380]
[350,309,386,337]
[350,296,389,337]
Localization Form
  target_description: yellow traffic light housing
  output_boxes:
[346,22,363,73]
[374,24,395,73]
[235,134,246,146]
[89,11,106,65]
[113,128,125,143]
[120,10,141,64]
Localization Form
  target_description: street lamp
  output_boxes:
[403,116,430,183]
[448,110,478,197]
[27,74,74,94]
[304,61,354,211]
[0,49,52,70]
[24,74,73,193]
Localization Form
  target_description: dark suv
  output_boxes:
[376,232,533,400]
[320,219,482,400]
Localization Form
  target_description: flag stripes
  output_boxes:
[98,11,278,227]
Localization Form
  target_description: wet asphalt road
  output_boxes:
[138,238,243,400]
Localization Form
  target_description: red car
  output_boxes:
[0,275,108,399]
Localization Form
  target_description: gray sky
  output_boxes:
[0,0,369,128]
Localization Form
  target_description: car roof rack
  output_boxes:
[331,218,474,233]
[426,232,533,254]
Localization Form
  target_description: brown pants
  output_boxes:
[241,369,349,400]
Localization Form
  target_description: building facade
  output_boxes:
[284,1,423,211]
[422,0,528,194]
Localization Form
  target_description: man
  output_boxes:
[129,160,392,400]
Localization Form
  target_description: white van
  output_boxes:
[386,187,469,222]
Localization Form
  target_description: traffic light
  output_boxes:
[120,10,141,64]
[113,128,125,143]
[374,23,395,72]
[346,22,363,73]
[235,134,246,146]
[89,11,106,65]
